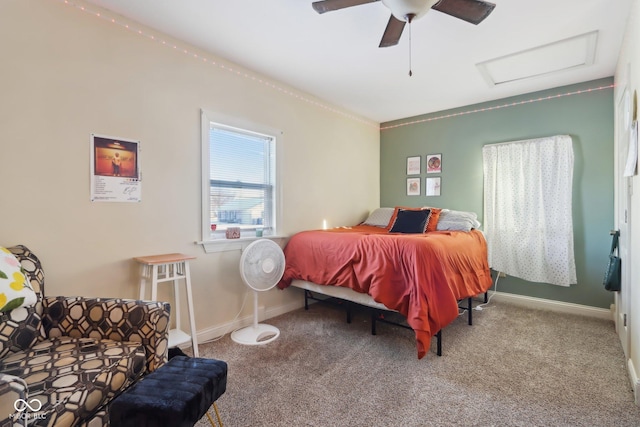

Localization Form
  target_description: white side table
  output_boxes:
[134,253,199,357]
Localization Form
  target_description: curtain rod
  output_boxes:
[483,134,571,148]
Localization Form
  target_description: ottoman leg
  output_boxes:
[205,403,223,427]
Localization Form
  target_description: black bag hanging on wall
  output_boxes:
[603,230,621,292]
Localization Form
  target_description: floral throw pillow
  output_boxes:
[0,247,37,312]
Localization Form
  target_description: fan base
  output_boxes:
[231,324,280,345]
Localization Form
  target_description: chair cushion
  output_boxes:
[0,336,146,426]
[0,303,44,358]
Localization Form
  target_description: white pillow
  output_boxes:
[362,207,395,228]
[436,210,481,232]
[0,247,37,313]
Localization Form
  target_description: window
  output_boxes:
[201,111,278,243]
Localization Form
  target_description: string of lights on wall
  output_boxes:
[55,0,376,127]
[380,84,615,130]
[56,1,614,132]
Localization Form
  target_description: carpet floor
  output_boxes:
[192,299,640,426]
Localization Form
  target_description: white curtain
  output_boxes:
[482,135,576,286]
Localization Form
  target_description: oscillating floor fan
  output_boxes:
[231,239,285,345]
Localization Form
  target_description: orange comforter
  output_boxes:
[277,225,493,359]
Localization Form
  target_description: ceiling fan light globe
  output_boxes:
[381,0,439,21]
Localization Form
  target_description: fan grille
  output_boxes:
[240,239,285,291]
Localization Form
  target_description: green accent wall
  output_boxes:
[380,78,615,308]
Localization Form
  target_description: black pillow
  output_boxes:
[389,209,431,233]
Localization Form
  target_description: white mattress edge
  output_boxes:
[290,280,395,311]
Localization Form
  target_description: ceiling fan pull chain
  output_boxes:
[408,15,413,77]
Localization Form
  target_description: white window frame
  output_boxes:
[199,109,282,253]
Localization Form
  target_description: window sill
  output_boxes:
[197,235,286,253]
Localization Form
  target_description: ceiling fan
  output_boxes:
[312,0,496,48]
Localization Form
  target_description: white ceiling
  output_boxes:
[82,0,632,123]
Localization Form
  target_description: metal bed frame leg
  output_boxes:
[371,311,377,335]
[484,291,488,303]
[371,309,442,356]
[305,292,447,357]
[458,297,474,325]
[303,290,353,324]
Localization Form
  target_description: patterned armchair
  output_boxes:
[0,245,171,427]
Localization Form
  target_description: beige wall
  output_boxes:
[615,0,640,403]
[0,1,379,336]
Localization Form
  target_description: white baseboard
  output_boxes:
[191,290,612,345]
[629,358,640,407]
[194,299,305,345]
[488,291,613,321]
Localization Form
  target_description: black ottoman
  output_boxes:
[109,356,228,427]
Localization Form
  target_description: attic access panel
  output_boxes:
[476,31,598,86]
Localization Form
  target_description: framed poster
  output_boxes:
[407,177,420,196]
[426,154,442,174]
[407,156,421,175]
[426,177,441,196]
[90,134,142,202]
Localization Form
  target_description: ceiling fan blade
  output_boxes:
[431,0,496,25]
[379,15,406,48]
[312,0,380,14]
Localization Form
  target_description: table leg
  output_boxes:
[174,262,182,333]
[151,265,158,301]
[139,264,148,300]
[184,260,199,357]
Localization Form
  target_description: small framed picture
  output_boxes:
[407,177,420,196]
[426,154,442,174]
[426,177,441,196]
[407,156,421,175]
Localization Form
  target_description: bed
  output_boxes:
[276,208,493,359]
